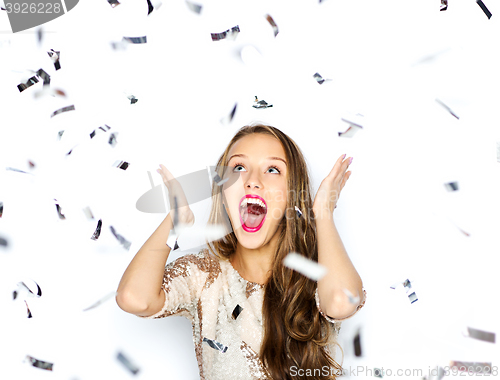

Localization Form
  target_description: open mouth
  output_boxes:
[239,195,267,232]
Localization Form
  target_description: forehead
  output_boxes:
[228,133,285,158]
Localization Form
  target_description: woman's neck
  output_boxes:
[231,244,274,285]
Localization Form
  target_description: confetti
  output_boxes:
[435,99,459,119]
[313,72,332,85]
[36,68,50,86]
[211,25,240,41]
[203,337,228,353]
[283,252,327,281]
[338,116,363,137]
[353,330,362,356]
[0,236,7,247]
[47,49,61,70]
[232,304,243,320]
[25,300,32,318]
[147,0,153,14]
[113,161,130,170]
[374,368,384,378]
[123,36,147,44]
[449,361,492,373]
[83,291,117,311]
[294,206,302,218]
[390,279,418,304]
[107,0,120,7]
[109,226,132,250]
[109,133,118,147]
[6,167,30,174]
[90,124,111,139]
[127,95,138,104]
[24,355,53,371]
[17,75,39,92]
[91,219,102,240]
[185,0,202,14]
[464,327,496,343]
[55,203,66,220]
[338,125,362,138]
[440,0,448,11]
[15,280,42,298]
[220,103,237,125]
[117,351,140,375]
[265,14,279,37]
[343,288,360,304]
[253,96,273,109]
[476,0,492,19]
[50,105,75,118]
[0,201,3,217]
[444,182,459,191]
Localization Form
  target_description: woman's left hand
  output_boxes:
[312,154,352,219]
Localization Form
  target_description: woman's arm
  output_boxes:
[313,154,364,319]
[315,214,364,319]
[116,213,173,317]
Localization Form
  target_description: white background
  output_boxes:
[1,0,499,379]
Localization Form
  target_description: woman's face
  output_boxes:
[222,133,288,250]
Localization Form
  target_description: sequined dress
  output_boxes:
[138,249,366,380]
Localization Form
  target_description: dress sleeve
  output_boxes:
[137,250,220,321]
[315,287,367,323]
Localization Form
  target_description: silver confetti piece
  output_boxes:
[435,99,459,119]
[353,329,362,356]
[313,72,332,85]
[127,95,138,104]
[0,201,3,218]
[440,0,448,11]
[253,96,273,109]
[444,182,459,191]
[109,226,131,250]
[117,351,140,375]
[24,355,53,371]
[123,36,147,44]
[343,288,360,304]
[0,236,7,247]
[90,124,111,139]
[25,300,32,318]
[113,161,130,170]
[50,105,75,118]
[211,25,240,41]
[83,206,94,220]
[476,0,492,19]
[47,49,61,70]
[17,75,39,92]
[374,368,384,378]
[265,14,279,37]
[108,133,118,147]
[16,280,42,298]
[203,337,228,353]
[83,291,117,311]
[390,279,418,304]
[91,219,102,240]
[465,327,496,343]
[107,0,120,7]
[232,304,243,320]
[283,252,327,281]
[185,0,202,14]
[220,103,237,125]
[294,206,302,218]
[36,69,50,86]
[339,116,364,137]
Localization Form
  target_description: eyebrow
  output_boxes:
[228,154,287,166]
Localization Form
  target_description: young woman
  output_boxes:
[116,124,366,380]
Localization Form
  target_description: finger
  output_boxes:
[327,154,346,177]
[340,171,351,190]
[159,164,175,182]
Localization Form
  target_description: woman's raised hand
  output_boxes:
[312,154,352,220]
[157,164,195,231]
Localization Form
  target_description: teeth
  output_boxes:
[240,197,266,209]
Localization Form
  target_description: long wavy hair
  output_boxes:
[205,124,342,380]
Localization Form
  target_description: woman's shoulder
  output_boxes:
[167,248,226,277]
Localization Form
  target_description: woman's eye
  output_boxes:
[233,165,245,172]
[268,167,279,174]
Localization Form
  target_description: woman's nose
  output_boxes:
[244,172,261,189]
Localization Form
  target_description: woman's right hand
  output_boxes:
[157,164,195,231]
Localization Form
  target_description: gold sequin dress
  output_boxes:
[138,249,366,380]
